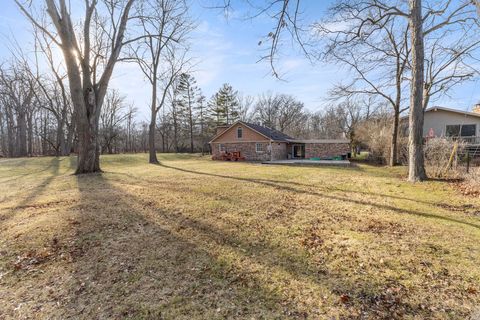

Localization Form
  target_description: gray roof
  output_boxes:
[426,106,480,118]
[401,106,480,120]
[242,122,293,141]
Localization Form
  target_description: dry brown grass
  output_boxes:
[0,154,479,319]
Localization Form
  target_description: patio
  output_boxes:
[262,159,352,167]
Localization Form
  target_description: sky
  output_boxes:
[1,0,479,122]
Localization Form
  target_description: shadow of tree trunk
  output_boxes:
[54,173,292,319]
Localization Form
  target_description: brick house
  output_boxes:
[209,121,350,161]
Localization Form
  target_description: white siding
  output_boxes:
[423,109,480,137]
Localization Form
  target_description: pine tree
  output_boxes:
[195,93,208,154]
[208,83,239,126]
[176,73,200,153]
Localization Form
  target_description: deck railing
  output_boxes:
[451,136,480,145]
[424,136,480,145]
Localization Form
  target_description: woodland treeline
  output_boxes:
[0,62,373,157]
[0,0,360,160]
[2,0,480,181]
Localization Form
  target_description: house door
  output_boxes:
[292,145,305,158]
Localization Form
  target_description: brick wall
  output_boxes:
[271,142,287,160]
[211,142,287,161]
[304,142,350,158]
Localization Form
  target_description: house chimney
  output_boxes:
[473,103,480,114]
[216,125,229,135]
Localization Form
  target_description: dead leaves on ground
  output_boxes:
[11,235,85,272]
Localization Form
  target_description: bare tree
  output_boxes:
[31,29,75,156]
[0,60,37,157]
[223,0,479,181]
[15,0,139,173]
[127,0,191,163]
[237,93,255,122]
[422,23,480,110]
[100,90,128,154]
[319,13,410,166]
[252,92,306,136]
[252,92,279,128]
[406,0,427,181]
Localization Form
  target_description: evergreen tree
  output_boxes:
[195,93,208,154]
[208,83,239,126]
[176,73,200,153]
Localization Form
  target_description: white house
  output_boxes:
[422,105,480,144]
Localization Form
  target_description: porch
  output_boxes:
[286,139,351,160]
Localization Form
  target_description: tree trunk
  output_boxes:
[42,112,48,155]
[149,120,158,163]
[27,112,34,156]
[55,118,64,156]
[173,109,179,153]
[422,84,431,110]
[65,114,76,156]
[389,110,399,166]
[75,113,100,174]
[0,111,6,156]
[6,106,15,157]
[17,111,28,157]
[189,113,194,153]
[408,0,427,182]
[149,76,159,163]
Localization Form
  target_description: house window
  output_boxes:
[237,127,243,139]
[219,144,225,152]
[446,124,476,137]
[446,125,460,137]
[461,124,476,136]
[256,143,264,153]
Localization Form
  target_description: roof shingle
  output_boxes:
[242,122,293,141]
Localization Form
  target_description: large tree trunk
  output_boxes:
[408,0,427,182]
[75,110,100,174]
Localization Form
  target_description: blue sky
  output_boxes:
[1,0,479,121]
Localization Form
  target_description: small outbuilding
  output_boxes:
[209,121,350,161]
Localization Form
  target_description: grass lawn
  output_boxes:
[0,154,479,319]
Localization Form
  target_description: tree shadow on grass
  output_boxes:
[155,163,441,206]
[82,172,454,319]
[4,164,474,319]
[0,157,64,184]
[0,158,67,227]
[157,163,480,231]
[53,173,296,319]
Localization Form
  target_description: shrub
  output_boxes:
[457,167,480,197]
[355,118,408,165]
[424,138,465,179]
